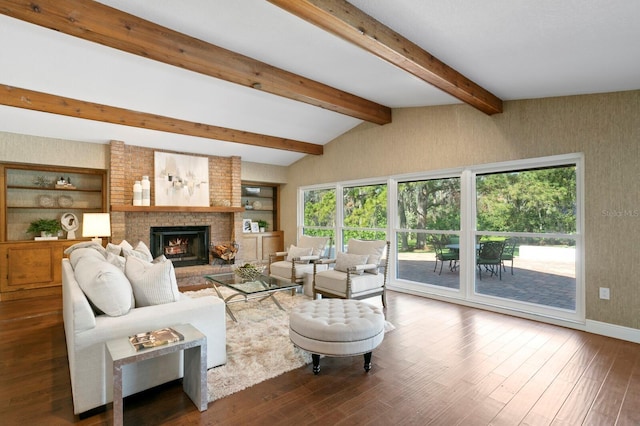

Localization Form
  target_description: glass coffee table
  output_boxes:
[204,273,300,322]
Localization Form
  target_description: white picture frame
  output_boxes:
[242,219,252,233]
[250,222,260,233]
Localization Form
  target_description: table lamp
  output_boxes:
[82,213,111,244]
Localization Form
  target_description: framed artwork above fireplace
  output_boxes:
[154,152,209,206]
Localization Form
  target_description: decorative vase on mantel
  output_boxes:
[141,176,151,206]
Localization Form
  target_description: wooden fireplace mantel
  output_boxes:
[110,205,245,213]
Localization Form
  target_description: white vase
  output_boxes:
[133,180,142,206]
[141,176,150,206]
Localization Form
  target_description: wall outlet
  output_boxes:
[599,287,610,300]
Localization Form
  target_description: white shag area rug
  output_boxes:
[183,287,394,402]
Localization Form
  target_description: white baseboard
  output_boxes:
[586,320,640,344]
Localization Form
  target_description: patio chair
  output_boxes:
[501,238,517,275]
[313,239,390,308]
[477,240,506,280]
[268,235,332,291]
[431,235,459,275]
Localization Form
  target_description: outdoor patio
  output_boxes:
[396,247,576,310]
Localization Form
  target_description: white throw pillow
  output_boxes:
[125,256,180,307]
[107,239,135,256]
[105,252,126,271]
[69,247,107,269]
[106,242,123,256]
[286,245,314,263]
[298,235,329,257]
[347,239,387,274]
[64,241,107,257]
[119,239,134,251]
[74,255,134,316]
[334,252,369,275]
[152,254,168,263]
[123,241,154,262]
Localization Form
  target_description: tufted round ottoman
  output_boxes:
[289,299,385,374]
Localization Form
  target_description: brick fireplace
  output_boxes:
[108,141,245,282]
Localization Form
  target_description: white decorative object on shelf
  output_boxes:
[61,212,79,239]
[141,176,150,206]
[33,176,52,187]
[38,194,55,207]
[133,180,142,206]
[252,201,262,210]
[58,195,74,208]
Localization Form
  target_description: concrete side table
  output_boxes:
[106,324,207,425]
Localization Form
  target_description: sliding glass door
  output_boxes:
[396,177,461,290]
[473,165,578,313]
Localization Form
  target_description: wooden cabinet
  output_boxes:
[0,240,78,300]
[242,231,283,262]
[241,183,279,232]
[0,162,107,300]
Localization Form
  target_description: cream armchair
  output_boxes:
[313,239,390,308]
[268,235,331,290]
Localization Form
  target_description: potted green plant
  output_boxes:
[27,218,62,238]
[257,220,268,233]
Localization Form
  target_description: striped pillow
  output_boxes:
[125,256,180,306]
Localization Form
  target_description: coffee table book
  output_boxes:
[129,327,184,351]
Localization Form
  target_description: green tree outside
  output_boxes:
[302,165,576,250]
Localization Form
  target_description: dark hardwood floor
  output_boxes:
[1,290,639,425]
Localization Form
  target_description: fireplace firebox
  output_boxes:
[150,226,209,268]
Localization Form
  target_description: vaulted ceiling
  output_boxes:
[1,0,639,166]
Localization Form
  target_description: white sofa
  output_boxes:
[62,254,226,415]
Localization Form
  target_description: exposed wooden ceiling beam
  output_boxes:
[0,0,391,125]
[1,85,324,155]
[268,0,503,115]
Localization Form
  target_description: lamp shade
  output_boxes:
[82,213,111,243]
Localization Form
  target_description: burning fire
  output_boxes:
[165,237,189,255]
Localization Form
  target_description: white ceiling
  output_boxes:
[1,0,639,166]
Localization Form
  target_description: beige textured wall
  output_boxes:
[0,133,286,184]
[0,133,108,168]
[241,161,287,184]
[283,90,640,329]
